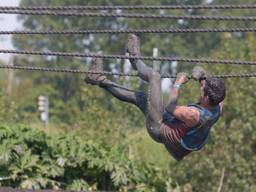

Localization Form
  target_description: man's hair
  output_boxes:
[204,77,226,106]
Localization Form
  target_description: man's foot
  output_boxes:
[85,58,106,85]
[192,66,206,81]
[126,34,141,70]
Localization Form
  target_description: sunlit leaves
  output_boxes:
[0,125,172,191]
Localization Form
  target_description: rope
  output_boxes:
[1,65,256,79]
[1,10,256,21]
[3,28,256,35]
[0,65,138,76]
[1,49,256,65]
[2,5,256,10]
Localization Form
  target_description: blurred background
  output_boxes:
[0,0,255,191]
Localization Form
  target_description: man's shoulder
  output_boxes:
[173,106,201,128]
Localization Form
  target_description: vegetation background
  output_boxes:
[0,0,256,191]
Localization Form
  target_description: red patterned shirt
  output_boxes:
[160,116,191,161]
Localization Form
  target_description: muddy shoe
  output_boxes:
[85,58,106,85]
[126,34,141,69]
[192,66,206,81]
[126,34,141,56]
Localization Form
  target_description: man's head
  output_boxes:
[200,77,226,106]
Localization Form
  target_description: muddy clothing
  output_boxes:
[99,59,221,161]
[160,104,221,160]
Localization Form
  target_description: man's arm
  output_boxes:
[165,73,200,127]
[172,106,200,127]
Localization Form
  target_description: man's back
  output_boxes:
[181,104,221,151]
[160,104,221,160]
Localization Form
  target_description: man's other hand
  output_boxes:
[192,66,206,81]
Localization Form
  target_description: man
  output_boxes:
[85,34,226,161]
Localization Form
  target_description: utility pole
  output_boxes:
[5,57,14,96]
[38,95,49,127]
[171,61,177,85]
[153,48,159,72]
[123,52,131,87]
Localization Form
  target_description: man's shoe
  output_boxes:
[126,34,141,56]
[192,66,206,81]
[85,58,106,85]
[126,34,141,69]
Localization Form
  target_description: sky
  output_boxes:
[0,0,21,62]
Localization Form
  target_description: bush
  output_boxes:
[0,125,174,191]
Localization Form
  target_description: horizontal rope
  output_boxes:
[2,5,256,10]
[3,28,256,35]
[1,10,256,21]
[0,65,139,76]
[1,65,256,79]
[1,49,256,65]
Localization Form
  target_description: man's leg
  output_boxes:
[145,71,163,143]
[102,72,164,144]
[100,82,148,115]
[126,34,154,82]
[127,34,164,143]
[85,58,147,114]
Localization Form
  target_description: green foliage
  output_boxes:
[0,125,183,191]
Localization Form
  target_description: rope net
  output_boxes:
[1,5,256,79]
